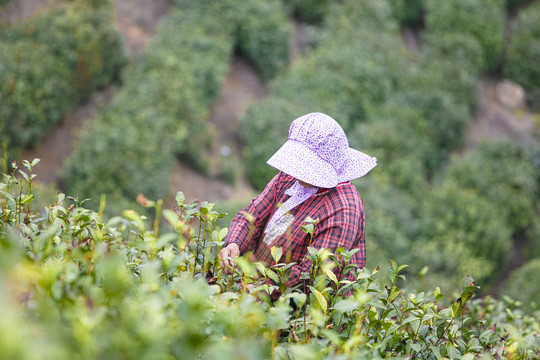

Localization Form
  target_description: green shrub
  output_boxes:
[355,180,419,267]
[240,96,299,190]
[64,0,292,210]
[424,0,506,73]
[351,102,434,194]
[216,152,241,185]
[528,217,540,260]
[413,183,513,291]
[501,259,540,311]
[281,0,333,24]
[390,87,471,168]
[235,0,291,81]
[504,1,540,109]
[390,0,425,27]
[441,141,539,233]
[3,163,540,359]
[422,31,486,76]
[0,1,126,155]
[506,0,532,11]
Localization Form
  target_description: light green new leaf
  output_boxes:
[310,286,327,313]
[323,266,338,284]
[271,246,283,263]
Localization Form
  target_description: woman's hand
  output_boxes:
[218,243,240,274]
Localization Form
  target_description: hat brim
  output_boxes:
[267,140,339,188]
[267,140,377,188]
[337,148,377,183]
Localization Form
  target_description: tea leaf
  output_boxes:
[271,246,283,263]
[323,266,338,284]
[333,298,359,313]
[310,286,327,313]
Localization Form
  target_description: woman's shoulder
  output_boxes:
[317,181,363,211]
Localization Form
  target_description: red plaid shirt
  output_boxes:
[224,171,366,288]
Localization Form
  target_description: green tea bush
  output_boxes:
[409,140,540,293]
[281,0,333,24]
[383,50,478,173]
[355,181,418,267]
[235,0,291,81]
[390,0,425,27]
[424,0,506,73]
[414,183,513,291]
[0,0,126,155]
[506,0,533,11]
[350,103,434,194]
[422,32,486,76]
[528,218,540,260]
[440,141,539,233]
[504,0,540,109]
[501,259,540,311]
[240,97,302,189]
[2,163,539,359]
[390,87,471,168]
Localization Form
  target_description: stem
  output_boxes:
[433,316,455,348]
[193,217,203,277]
[18,180,22,226]
[303,297,308,343]
[200,220,208,273]
[153,199,162,238]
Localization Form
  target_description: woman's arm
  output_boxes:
[219,172,284,271]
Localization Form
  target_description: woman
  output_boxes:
[219,112,377,292]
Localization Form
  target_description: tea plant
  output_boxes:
[1,161,539,359]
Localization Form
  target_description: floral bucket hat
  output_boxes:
[267,112,377,188]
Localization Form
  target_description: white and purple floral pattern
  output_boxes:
[263,180,318,240]
[267,112,377,188]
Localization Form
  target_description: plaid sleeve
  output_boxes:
[285,194,365,288]
[223,172,282,254]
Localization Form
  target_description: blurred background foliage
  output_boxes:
[1,0,540,315]
[0,0,126,156]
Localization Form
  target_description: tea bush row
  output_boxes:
[415,140,540,291]
[423,0,506,74]
[0,0,126,156]
[280,0,334,24]
[62,0,290,214]
[390,0,540,97]
[504,0,540,110]
[1,161,539,359]
[362,139,540,295]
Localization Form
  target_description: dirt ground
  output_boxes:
[465,78,537,148]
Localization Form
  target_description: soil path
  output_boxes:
[20,88,114,184]
[465,78,536,149]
